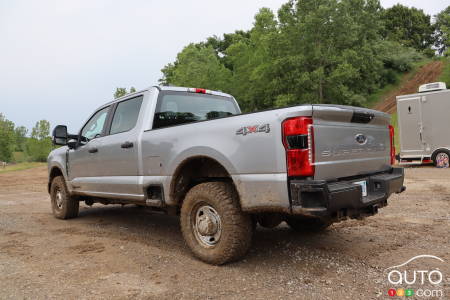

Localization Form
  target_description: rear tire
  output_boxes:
[433,150,450,168]
[180,182,253,265]
[50,176,79,219]
[285,216,332,232]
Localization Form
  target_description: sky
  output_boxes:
[1,0,448,133]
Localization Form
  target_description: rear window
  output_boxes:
[153,91,239,129]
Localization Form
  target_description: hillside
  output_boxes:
[372,60,445,113]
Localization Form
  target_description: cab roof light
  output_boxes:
[188,88,209,94]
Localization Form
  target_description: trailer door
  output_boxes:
[397,97,424,156]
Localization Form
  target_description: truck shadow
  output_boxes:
[74,204,366,268]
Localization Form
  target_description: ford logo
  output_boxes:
[355,134,367,145]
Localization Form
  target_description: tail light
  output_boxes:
[282,117,314,177]
[389,125,395,165]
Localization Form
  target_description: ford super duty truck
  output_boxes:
[48,86,405,264]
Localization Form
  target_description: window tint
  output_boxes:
[81,106,110,141]
[153,92,239,129]
[110,96,143,135]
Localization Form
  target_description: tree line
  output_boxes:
[0,113,52,163]
[159,1,450,112]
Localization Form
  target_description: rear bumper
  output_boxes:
[289,167,405,219]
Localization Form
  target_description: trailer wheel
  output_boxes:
[180,182,253,265]
[433,150,450,168]
[285,216,332,232]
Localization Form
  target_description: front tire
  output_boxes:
[180,182,253,265]
[285,216,332,232]
[50,176,79,219]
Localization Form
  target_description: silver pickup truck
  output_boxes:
[48,86,405,264]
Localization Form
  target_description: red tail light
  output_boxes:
[282,117,314,177]
[389,125,395,165]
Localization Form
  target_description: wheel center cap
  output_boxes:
[197,214,217,236]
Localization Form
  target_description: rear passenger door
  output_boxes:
[93,95,144,197]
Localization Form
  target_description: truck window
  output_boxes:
[110,96,143,135]
[81,106,110,141]
[153,91,239,129]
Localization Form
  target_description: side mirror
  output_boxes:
[52,125,68,146]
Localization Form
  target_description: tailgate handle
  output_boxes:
[351,111,374,123]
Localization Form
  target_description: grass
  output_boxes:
[437,57,450,87]
[0,162,46,174]
[390,112,400,152]
[366,59,431,109]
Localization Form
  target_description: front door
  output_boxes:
[68,105,111,192]
[397,97,424,156]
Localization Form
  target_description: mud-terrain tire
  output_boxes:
[432,149,450,168]
[50,176,79,219]
[285,216,332,232]
[180,182,253,265]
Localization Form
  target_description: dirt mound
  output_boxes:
[373,60,444,113]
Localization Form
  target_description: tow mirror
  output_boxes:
[52,125,68,146]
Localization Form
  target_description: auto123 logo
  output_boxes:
[236,124,270,136]
[385,255,446,298]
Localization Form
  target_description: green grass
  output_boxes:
[366,59,431,109]
[0,162,46,174]
[390,112,400,152]
[437,57,450,87]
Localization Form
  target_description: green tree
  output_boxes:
[160,44,232,91]
[114,87,138,98]
[434,6,450,56]
[382,4,434,53]
[0,113,15,162]
[159,0,427,111]
[14,126,28,152]
[114,87,127,99]
[26,120,52,162]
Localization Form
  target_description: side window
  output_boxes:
[110,96,143,135]
[81,106,110,141]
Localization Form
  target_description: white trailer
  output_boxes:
[396,82,450,167]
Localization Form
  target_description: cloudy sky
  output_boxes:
[1,0,447,133]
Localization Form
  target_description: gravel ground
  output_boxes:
[0,166,449,299]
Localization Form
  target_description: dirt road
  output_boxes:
[0,166,449,299]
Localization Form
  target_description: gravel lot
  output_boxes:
[0,166,449,299]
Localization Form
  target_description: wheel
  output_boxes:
[50,176,79,219]
[285,216,332,232]
[433,150,450,168]
[180,182,253,265]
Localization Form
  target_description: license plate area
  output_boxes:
[353,180,367,197]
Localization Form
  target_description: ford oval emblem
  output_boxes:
[355,134,367,145]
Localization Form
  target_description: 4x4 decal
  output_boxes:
[236,124,270,136]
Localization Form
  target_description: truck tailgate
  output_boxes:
[312,105,392,181]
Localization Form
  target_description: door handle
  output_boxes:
[121,141,134,149]
[88,147,98,153]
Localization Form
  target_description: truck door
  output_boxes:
[397,97,424,156]
[69,106,111,192]
[91,95,144,197]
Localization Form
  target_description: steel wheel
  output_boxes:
[192,204,222,247]
[55,188,64,210]
[435,152,449,168]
